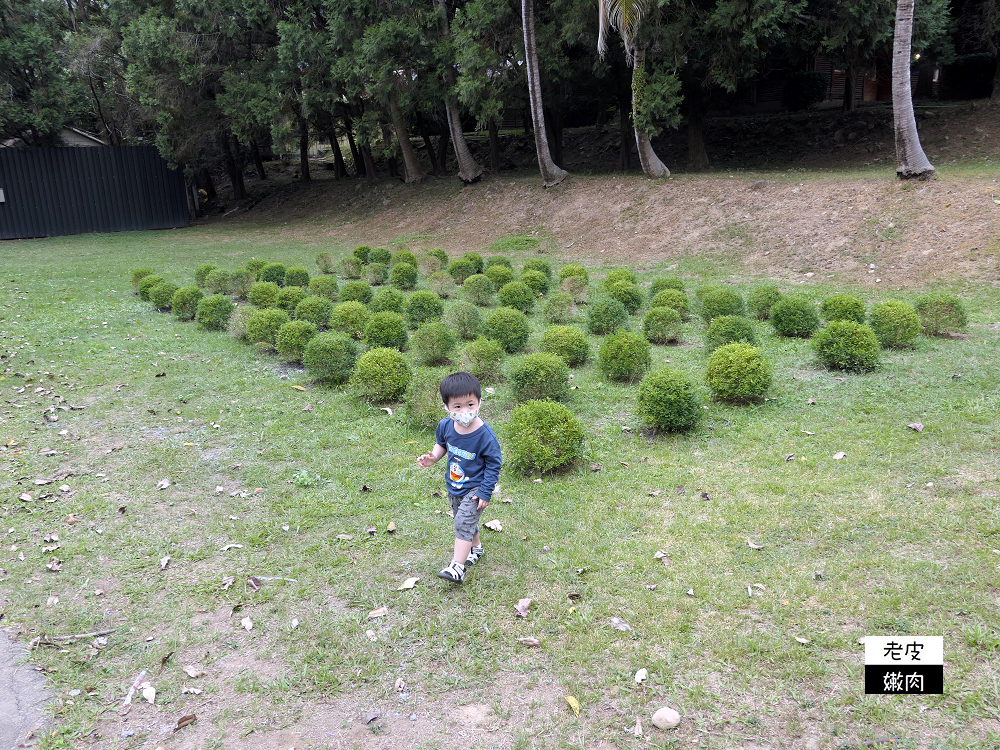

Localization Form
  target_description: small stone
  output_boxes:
[409,713,417,721]
[651,706,681,729]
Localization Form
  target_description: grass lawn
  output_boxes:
[1,218,999,750]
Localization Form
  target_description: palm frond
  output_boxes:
[596,0,648,65]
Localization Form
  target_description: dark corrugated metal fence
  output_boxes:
[0,146,190,240]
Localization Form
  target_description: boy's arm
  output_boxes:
[472,437,502,504]
[417,443,446,468]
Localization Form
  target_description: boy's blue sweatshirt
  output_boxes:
[435,418,502,502]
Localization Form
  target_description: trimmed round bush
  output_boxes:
[284,266,310,288]
[245,258,268,278]
[505,352,570,402]
[340,281,373,305]
[770,296,820,338]
[364,262,388,286]
[204,269,231,295]
[485,264,514,288]
[405,366,450,431]
[601,268,637,288]
[637,367,702,432]
[339,257,361,279]
[390,262,418,290]
[328,301,370,339]
[448,257,478,285]
[391,250,417,268]
[706,343,772,402]
[404,290,445,328]
[497,281,535,313]
[411,321,458,366]
[643,307,683,344]
[131,268,154,291]
[137,274,164,301]
[369,247,392,265]
[748,284,782,320]
[558,264,588,283]
[195,294,235,330]
[172,286,204,321]
[274,286,307,313]
[540,325,590,367]
[700,288,745,322]
[309,275,339,301]
[229,270,255,299]
[461,252,485,274]
[542,292,575,324]
[149,281,179,310]
[350,347,412,403]
[821,294,866,323]
[426,248,449,265]
[812,320,882,372]
[463,274,495,306]
[294,295,334,327]
[695,283,724,303]
[418,255,441,276]
[522,258,552,280]
[598,330,652,382]
[248,281,280,308]
[276,320,317,361]
[245,308,291,345]
[315,252,336,274]
[226,305,253,341]
[649,276,685,296]
[482,307,530,353]
[650,289,690,320]
[194,263,217,287]
[705,315,756,351]
[371,287,406,313]
[260,262,287,286]
[460,338,505,384]
[869,300,922,349]
[606,280,643,314]
[561,276,590,304]
[505,400,584,474]
[364,311,409,350]
[485,255,513,269]
[586,297,629,335]
[427,271,456,298]
[303,332,358,383]
[915,292,967,335]
[519,269,549,295]
[445,301,482,340]
[353,245,371,265]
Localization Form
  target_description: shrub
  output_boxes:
[195,294,235,330]
[137,274,164,301]
[812,320,882,372]
[274,286,307,313]
[130,268,154,291]
[204,269,231,295]
[194,262,218,287]
[226,305,253,341]
[485,255,513,269]
[446,301,482,340]
[364,311,409,350]
[276,320,318,361]
[558,264,588,283]
[705,315,757,351]
[418,255,442,276]
[339,257,361,279]
[171,286,204,321]
[328,301,370,339]
[448,257,478,285]
[245,258,268,278]
[562,276,590,304]
[505,352,570,402]
[706,343,772,402]
[700,288,745,322]
[497,281,535,312]
[463,274,495,306]
[229,270,255,299]
[519,269,549,295]
[650,289,691,320]
[460,338,505,384]
[482,307,530,353]
[364,262,388,286]
[505,401,584,474]
[869,300,922,348]
[748,284,782,320]
[649,276,685,296]
[461,252,485,274]
[370,287,406,313]
[695,283,724,303]
[606,280,643,314]
[522,258,552,280]
[404,290,445,328]
[542,292,575,323]
[308,275,339,301]
[540,325,590,366]
[369,247,392,265]
[405,366,450,431]
[294,295,334,327]
[411,321,458,365]
[915,292,967,335]
[284,266,310,288]
[598,330,652,382]
[637,367,702,431]
[350,347,412,403]
[601,268,637,288]
[427,271,456,297]
[303,332,358,383]
[353,245,372,265]
[643,307,683,344]
[821,294,866,323]
[340,281,373,305]
[390,262,418,290]
[248,281,280,308]
[245,307,291,345]
[316,252,336,274]
[149,281,179,311]
[770,296,820,338]
[485,264,514,288]
[260,262,287,285]
[586,297,629,335]
[391,250,417,268]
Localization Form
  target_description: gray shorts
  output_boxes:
[449,487,485,542]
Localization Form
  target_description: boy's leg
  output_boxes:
[453,537,475,564]
[450,489,482,564]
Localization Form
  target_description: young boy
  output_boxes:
[416,371,502,583]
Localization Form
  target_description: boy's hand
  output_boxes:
[416,453,436,468]
[474,495,489,511]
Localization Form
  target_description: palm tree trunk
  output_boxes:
[892,0,934,179]
[521,0,568,186]
[389,94,426,183]
[631,47,669,178]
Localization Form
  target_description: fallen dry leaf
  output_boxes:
[18,493,32,502]
[368,606,388,619]
[141,683,156,704]
[290,385,307,391]
[220,576,235,590]
[832,452,846,460]
[174,713,196,732]
[564,695,581,716]
[620,461,630,468]
[365,524,377,536]
[517,637,541,647]
[801,430,816,435]
[336,534,353,541]
[182,666,205,679]
[514,598,532,618]
[567,592,581,600]
[700,491,711,501]
[609,617,632,632]
[807,398,817,405]
[394,678,406,692]
[247,576,262,591]
[785,454,795,461]
[631,716,643,737]
[645,584,657,590]
[676,485,685,495]
[181,686,203,695]
[686,589,694,596]
[302,403,313,412]
[794,636,811,645]
[159,556,170,570]
[653,550,669,559]
[220,543,243,551]
[386,521,396,532]
[648,489,661,496]
[484,519,503,532]
[380,407,393,416]
[590,463,602,472]
[397,577,419,591]
[532,478,542,483]
[747,538,765,550]
[156,479,170,490]
[907,423,924,432]
[634,668,648,684]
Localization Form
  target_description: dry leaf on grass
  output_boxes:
[832,452,846,460]
[290,385,307,391]
[291,618,299,629]
[785,454,795,461]
[141,683,156,704]
[801,430,815,435]
[368,606,388,619]
[220,543,242,551]
[18,493,31,502]
[564,695,581,716]
[484,519,503,532]
[517,637,541,647]
[220,577,235,590]
[380,407,393,416]
[181,686,202,695]
[394,678,406,691]
[532,478,542,483]
[701,491,711,501]
[590,463,602,472]
[648,489,661,496]
[156,479,170,490]
[386,521,396,532]
[174,713,196,732]
[397,577,419,591]
[907,423,924,432]
[631,717,643,737]
[567,592,581,600]
[182,666,204,679]
[747,538,765,550]
[686,589,694,596]
[365,524,377,536]
[794,636,811,645]
[302,403,313,412]
[159,556,170,570]
[609,617,632,632]
[653,550,669,559]
[336,534,353,541]
[513,598,532,618]
[634,668,648,684]
[620,461,630,468]
[240,617,253,631]
[646,584,657,590]
[247,576,262,591]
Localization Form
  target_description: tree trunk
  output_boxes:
[298,117,311,182]
[389,93,427,183]
[250,139,267,180]
[346,126,363,176]
[327,130,348,178]
[417,112,443,174]
[198,168,217,201]
[487,117,500,173]
[361,145,378,181]
[687,103,710,171]
[991,54,999,100]
[892,0,935,179]
[223,137,247,199]
[843,65,857,111]
[631,47,669,178]
[521,0,568,186]
[445,100,484,182]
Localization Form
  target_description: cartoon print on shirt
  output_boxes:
[449,460,467,486]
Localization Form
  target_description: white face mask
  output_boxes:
[449,408,479,427]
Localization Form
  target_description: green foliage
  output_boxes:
[284,266,310,288]
[637,368,703,432]
[700,288,745,322]
[561,276,590,304]
[487,233,541,254]
[632,66,683,137]
[649,276,685,296]
[461,252,485,274]
[350,348,412,403]
[130,269,154,291]
[274,286,308,313]
[482,307,530,353]
[370,247,392,265]
[446,301,483,340]
[427,271,457,298]
[770,296,820,337]
[195,294,235,331]
[915,292,967,335]
[308,276,339,301]
[463,274,495,306]
[426,248,449,266]
[519,269,549,296]
[371,287,406,313]
[586,297,629,335]
[522,258,552,280]
[643,307,683,344]
[303,332,359,384]
[649,289,690,320]
[246,258,268,278]
[747,284,782,320]
[204,269,231,295]
[558,264,588,283]
[601,268,638,288]
[419,255,443,275]
[364,311,409,350]
[328,301,370,339]
[390,262,418,290]
[260,262,287,285]
[339,257,362,279]
[248,281,280,308]
[171,286,203,321]
[391,250,418,268]
[542,292,575,324]
[598,330,652,382]
[195,262,218,287]
[505,401,584,474]
[405,366,450,431]
[226,305,253,342]
[364,262,388,286]
[869,300,922,349]
[485,264,514,288]
[411,321,458,366]
[695,284,723,303]
[276,320,318,361]
[540,325,590,366]
[459,337,505,386]
[606,280,643,314]
[404,290,445,328]
[353,245,372,265]
[706,343,773,402]
[812,320,882,372]
[229,270,256,299]
[821,294,866,323]
[497,281,535,313]
[448,257,478,284]
[705,315,757,351]
[294,296,334,327]
[505,352,570,402]
[149,281,179,310]
[485,255,513,269]
[316,252,336,274]
[340,281,373,305]
[246,308,291,345]
[137,274,164,301]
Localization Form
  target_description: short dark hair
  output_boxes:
[440,371,481,403]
